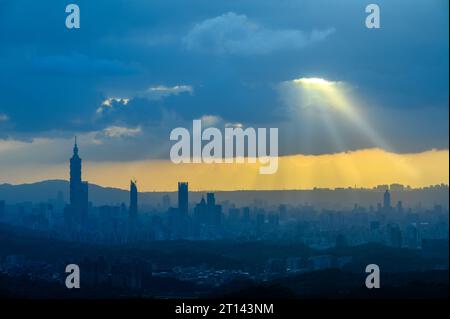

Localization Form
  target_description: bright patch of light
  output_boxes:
[200,115,221,126]
[225,122,243,128]
[97,98,130,114]
[147,85,193,95]
[293,77,333,86]
[290,76,378,139]
[103,126,142,138]
[290,77,351,115]
[282,76,415,176]
[101,97,129,107]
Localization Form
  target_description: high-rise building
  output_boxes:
[129,180,138,219]
[69,137,88,225]
[194,193,223,231]
[178,182,188,216]
[383,189,391,210]
[194,196,207,223]
[206,193,215,206]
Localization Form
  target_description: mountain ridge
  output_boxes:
[0,180,448,209]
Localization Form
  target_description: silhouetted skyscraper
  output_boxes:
[193,193,222,233]
[129,180,138,219]
[194,196,207,224]
[70,138,81,196]
[128,180,139,242]
[383,189,391,210]
[178,182,188,216]
[206,193,222,227]
[69,137,88,225]
[206,193,215,206]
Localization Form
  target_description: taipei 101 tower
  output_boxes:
[69,137,89,226]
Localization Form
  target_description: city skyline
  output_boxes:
[0,1,448,192]
[0,133,447,299]
[1,140,446,214]
[0,141,447,192]
[0,0,448,304]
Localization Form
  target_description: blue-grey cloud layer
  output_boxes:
[0,0,448,159]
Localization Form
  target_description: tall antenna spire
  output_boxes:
[73,136,79,155]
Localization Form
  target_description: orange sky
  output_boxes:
[1,148,448,191]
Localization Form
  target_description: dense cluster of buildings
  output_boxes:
[0,140,448,295]
[0,140,449,247]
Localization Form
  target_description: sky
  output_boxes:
[0,0,448,191]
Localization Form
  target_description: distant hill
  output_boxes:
[0,180,144,206]
[0,180,448,209]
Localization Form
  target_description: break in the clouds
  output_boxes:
[97,98,130,114]
[102,126,142,139]
[96,85,193,114]
[135,85,194,100]
[183,12,335,55]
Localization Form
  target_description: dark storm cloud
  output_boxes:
[0,0,448,158]
[32,54,139,76]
